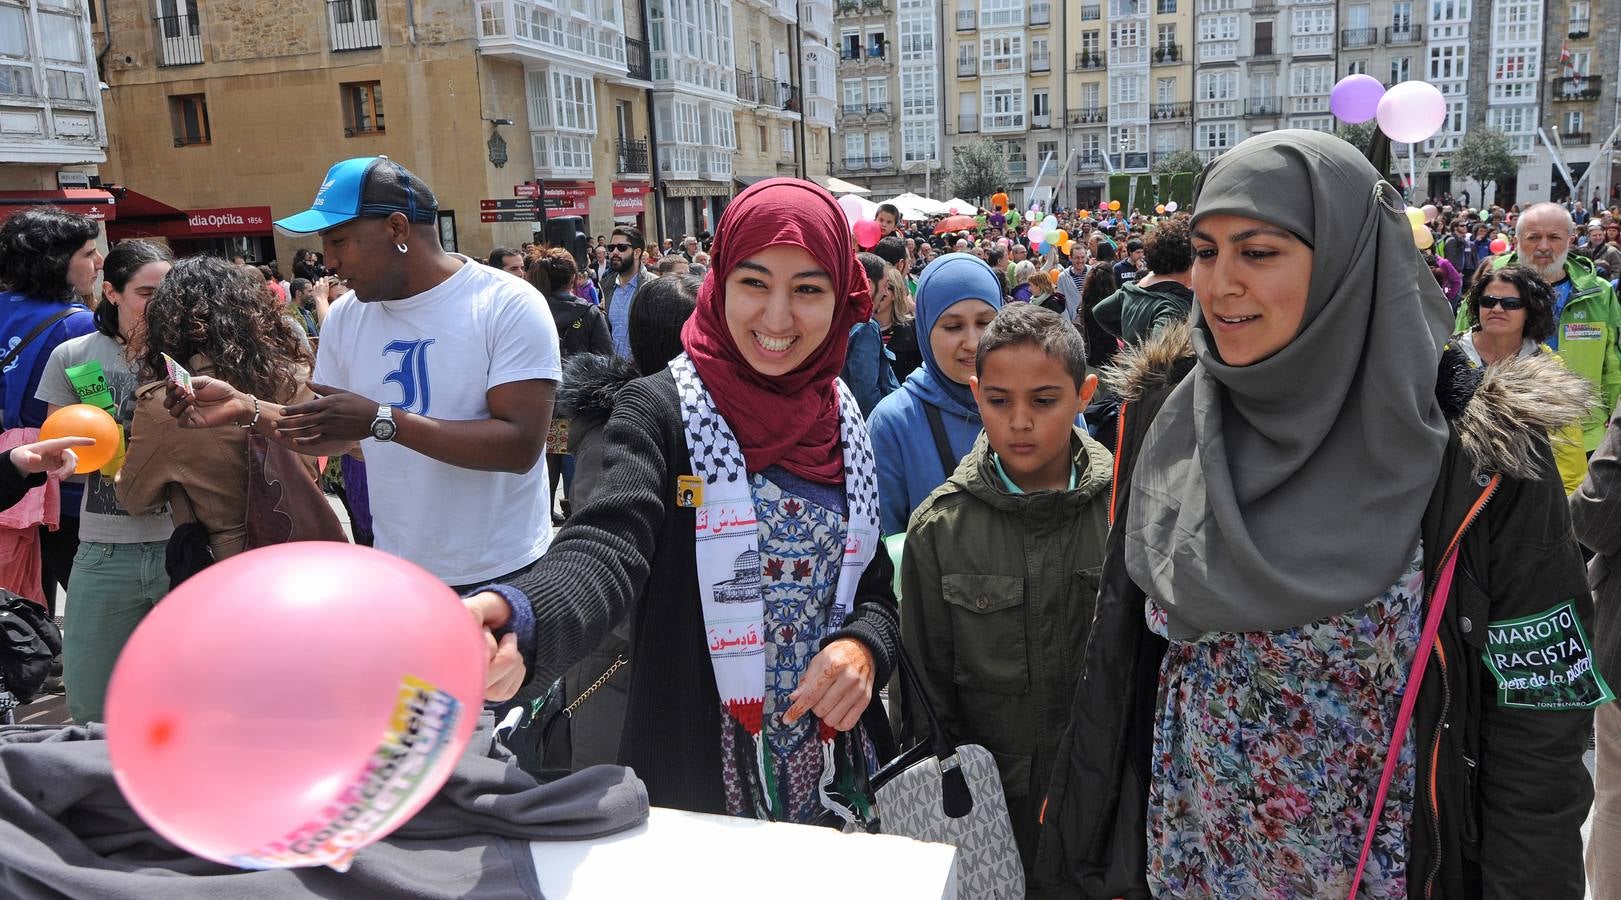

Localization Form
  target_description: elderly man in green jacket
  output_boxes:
[1458,202,1621,451]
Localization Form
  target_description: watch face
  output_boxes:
[371,418,397,441]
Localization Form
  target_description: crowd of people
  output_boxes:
[1,133,1620,896]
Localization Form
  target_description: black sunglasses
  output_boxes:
[1478,294,1526,310]
[607,242,635,252]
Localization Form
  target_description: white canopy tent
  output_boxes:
[944,198,977,215]
[838,194,881,221]
[876,193,950,220]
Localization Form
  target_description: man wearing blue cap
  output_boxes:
[165,157,562,589]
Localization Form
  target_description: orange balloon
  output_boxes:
[1079,209,1091,219]
[1047,269,1063,286]
[1109,200,1122,211]
[40,404,120,473]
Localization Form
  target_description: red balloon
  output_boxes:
[1489,238,1508,254]
[852,219,882,249]
[107,544,486,871]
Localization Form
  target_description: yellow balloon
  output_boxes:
[1405,207,1426,227]
[1079,209,1090,219]
[1412,223,1434,250]
[1156,204,1166,214]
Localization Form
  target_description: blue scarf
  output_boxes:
[899,255,1005,422]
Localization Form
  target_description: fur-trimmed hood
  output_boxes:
[556,353,642,422]
[1102,320,1595,481]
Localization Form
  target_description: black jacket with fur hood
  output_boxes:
[1035,322,1598,899]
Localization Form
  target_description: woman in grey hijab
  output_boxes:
[1034,131,1599,899]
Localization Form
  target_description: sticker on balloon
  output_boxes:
[226,676,463,871]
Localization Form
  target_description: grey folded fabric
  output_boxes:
[0,715,648,899]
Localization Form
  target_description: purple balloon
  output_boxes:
[1330,74,1385,124]
[1376,80,1447,144]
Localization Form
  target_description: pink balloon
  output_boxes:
[852,219,882,249]
[1330,74,1385,124]
[1027,226,1047,245]
[1376,80,1447,144]
[106,544,486,871]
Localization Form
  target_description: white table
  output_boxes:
[530,806,959,898]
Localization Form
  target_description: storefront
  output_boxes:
[105,188,275,263]
[610,182,650,239]
[0,188,116,225]
[531,182,595,242]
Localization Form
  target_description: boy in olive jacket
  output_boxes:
[899,303,1111,882]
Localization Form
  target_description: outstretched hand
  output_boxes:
[164,375,251,429]
[9,436,94,480]
[278,383,377,446]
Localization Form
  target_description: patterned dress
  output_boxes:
[718,466,877,823]
[1145,544,1425,899]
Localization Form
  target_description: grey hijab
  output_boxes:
[1124,131,1453,639]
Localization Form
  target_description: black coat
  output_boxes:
[502,368,900,815]
[1035,323,1597,899]
[546,292,612,359]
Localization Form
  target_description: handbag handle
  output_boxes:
[1347,551,1459,899]
[895,645,957,762]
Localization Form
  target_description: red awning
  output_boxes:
[0,189,117,222]
[108,205,273,241]
[107,186,186,220]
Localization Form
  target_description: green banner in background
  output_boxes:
[1108,174,1131,211]
[1133,175,1157,214]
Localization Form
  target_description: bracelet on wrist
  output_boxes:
[238,394,261,430]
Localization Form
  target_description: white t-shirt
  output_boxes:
[313,255,561,585]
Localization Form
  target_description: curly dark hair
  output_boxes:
[0,206,101,301]
[134,256,312,403]
[1463,264,1557,344]
[1143,214,1194,275]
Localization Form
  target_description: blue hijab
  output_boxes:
[901,254,1005,420]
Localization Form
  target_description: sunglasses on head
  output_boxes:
[1478,294,1526,310]
[607,242,635,252]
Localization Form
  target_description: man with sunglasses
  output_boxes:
[601,225,645,360]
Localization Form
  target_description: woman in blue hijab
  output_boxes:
[869,254,1004,535]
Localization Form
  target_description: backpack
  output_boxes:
[0,591,61,703]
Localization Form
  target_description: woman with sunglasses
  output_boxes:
[1456,265,1589,492]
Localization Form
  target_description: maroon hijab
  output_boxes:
[681,178,872,484]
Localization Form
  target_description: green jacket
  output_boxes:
[1456,253,1621,450]
[899,427,1113,878]
[1092,280,1194,346]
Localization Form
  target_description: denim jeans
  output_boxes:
[62,540,170,724]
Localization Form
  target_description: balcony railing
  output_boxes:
[737,69,760,103]
[1074,51,1106,70]
[958,113,979,132]
[1151,101,1190,119]
[867,101,890,115]
[1561,131,1593,145]
[327,0,381,51]
[616,137,649,174]
[1033,113,1051,127]
[154,15,203,66]
[956,7,975,29]
[1553,75,1603,101]
[1245,96,1281,116]
[1067,107,1107,125]
[841,102,864,116]
[625,37,650,81]
[958,56,977,76]
[1076,152,1105,171]
[1385,25,1417,43]
[870,153,892,167]
[1030,1,1050,24]
[1080,4,1100,19]
[1031,53,1051,72]
[769,80,800,111]
[1152,42,1180,64]
[840,47,860,61]
[1569,17,1590,36]
[837,0,859,11]
[1340,27,1377,47]
[844,155,867,169]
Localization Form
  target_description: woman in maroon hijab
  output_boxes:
[465,179,900,823]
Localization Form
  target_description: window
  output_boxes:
[1390,56,1410,83]
[1156,76,1175,103]
[1078,131,1102,160]
[902,120,937,163]
[981,32,1025,74]
[757,124,768,152]
[1198,70,1236,100]
[865,27,887,59]
[870,132,890,163]
[1197,0,1235,9]
[1491,0,1539,43]
[341,81,384,135]
[866,77,888,106]
[1392,0,1412,28]
[1080,30,1100,54]
[1289,116,1334,132]
[1290,7,1333,53]
[1031,35,1049,69]
[1111,20,1141,49]
[38,11,84,62]
[1004,139,1027,177]
[1198,16,1236,42]
[1037,139,1057,163]
[900,70,936,116]
[845,132,866,162]
[1081,82,1100,108]
[328,0,381,51]
[981,78,1026,130]
[1197,122,1238,150]
[841,29,860,60]
[1111,74,1143,103]
[898,17,933,63]
[1156,23,1176,49]
[170,93,210,145]
[781,125,795,158]
[1032,89,1050,122]
[1346,59,1367,76]
[1428,44,1466,81]
[979,0,1024,28]
[1562,110,1584,134]
[1156,0,1176,12]
[1491,48,1535,83]
[1570,50,1592,76]
[1289,62,1333,95]
[0,7,28,58]
[1429,0,1468,21]
[843,78,864,108]
[1345,3,1369,28]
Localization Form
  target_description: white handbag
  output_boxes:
[869,652,1025,899]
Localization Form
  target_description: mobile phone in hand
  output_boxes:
[162,352,195,400]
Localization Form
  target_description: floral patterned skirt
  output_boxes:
[1145,545,1425,899]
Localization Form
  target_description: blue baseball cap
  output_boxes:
[274,156,438,234]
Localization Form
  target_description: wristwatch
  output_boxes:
[370,404,397,442]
